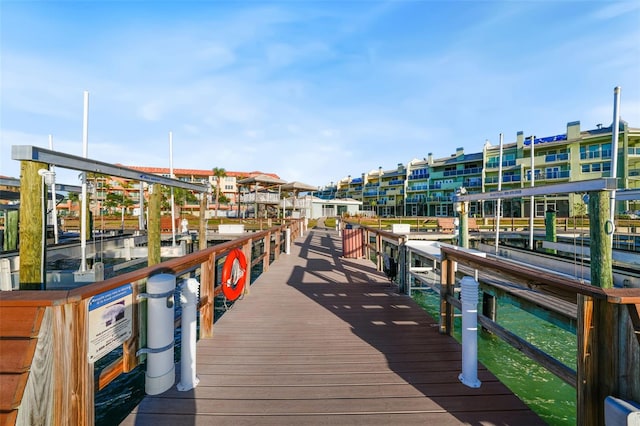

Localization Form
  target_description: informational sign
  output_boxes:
[87,284,133,363]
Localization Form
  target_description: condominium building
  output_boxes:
[319,120,640,218]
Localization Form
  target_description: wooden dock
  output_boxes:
[121,228,544,425]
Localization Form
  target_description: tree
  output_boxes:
[67,192,80,217]
[212,167,227,218]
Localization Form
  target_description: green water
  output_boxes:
[412,289,576,426]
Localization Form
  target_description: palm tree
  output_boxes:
[212,167,226,218]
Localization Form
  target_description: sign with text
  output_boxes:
[87,284,133,363]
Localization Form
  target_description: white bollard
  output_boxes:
[0,259,12,291]
[177,278,200,391]
[459,276,481,388]
[145,274,176,395]
[285,228,291,255]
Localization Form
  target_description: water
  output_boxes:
[412,289,576,425]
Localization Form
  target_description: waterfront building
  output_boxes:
[53,167,280,217]
[326,120,640,218]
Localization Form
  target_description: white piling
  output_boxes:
[459,276,481,388]
[177,278,200,391]
[145,274,176,395]
[285,228,291,255]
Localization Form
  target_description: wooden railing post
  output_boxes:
[242,239,252,296]
[439,255,455,335]
[123,281,142,373]
[200,252,215,338]
[376,233,383,271]
[274,228,281,261]
[53,301,94,425]
[263,231,271,273]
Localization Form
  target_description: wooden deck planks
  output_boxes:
[121,229,545,425]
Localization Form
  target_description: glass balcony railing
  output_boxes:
[442,167,483,177]
[580,149,612,160]
[485,175,522,184]
[628,147,640,156]
[485,160,516,169]
[544,153,569,162]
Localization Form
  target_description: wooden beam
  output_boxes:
[12,145,207,192]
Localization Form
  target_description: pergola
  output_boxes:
[280,181,318,218]
[237,174,287,218]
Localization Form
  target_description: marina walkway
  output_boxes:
[121,227,544,425]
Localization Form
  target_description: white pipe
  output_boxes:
[610,86,621,243]
[494,133,503,255]
[80,91,89,272]
[529,135,535,250]
[139,181,145,231]
[169,131,176,246]
[459,276,481,388]
[145,273,176,395]
[177,278,200,391]
[49,135,59,244]
[285,228,291,255]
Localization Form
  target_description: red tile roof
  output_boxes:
[118,165,280,180]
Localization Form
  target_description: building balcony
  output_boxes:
[544,153,569,163]
[628,147,640,157]
[408,172,429,180]
[407,183,430,192]
[442,167,483,177]
[580,150,612,160]
[525,170,570,182]
[485,175,522,184]
[485,160,516,169]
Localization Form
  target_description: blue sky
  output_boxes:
[1,1,639,188]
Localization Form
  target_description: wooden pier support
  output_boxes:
[578,190,617,425]
[458,201,469,249]
[147,184,161,267]
[18,160,46,289]
[482,292,497,332]
[4,210,18,251]
[545,207,557,254]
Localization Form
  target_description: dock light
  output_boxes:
[459,276,481,388]
[38,169,56,186]
[454,187,467,213]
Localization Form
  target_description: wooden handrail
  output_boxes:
[0,220,303,425]
[0,224,292,307]
[439,245,608,302]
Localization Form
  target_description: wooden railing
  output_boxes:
[353,223,640,426]
[0,219,304,425]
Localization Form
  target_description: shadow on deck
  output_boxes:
[121,228,544,426]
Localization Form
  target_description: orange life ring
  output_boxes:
[221,248,247,301]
